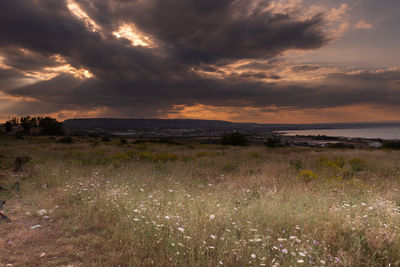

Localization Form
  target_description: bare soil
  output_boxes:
[0,199,80,267]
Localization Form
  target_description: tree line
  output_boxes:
[4,116,63,135]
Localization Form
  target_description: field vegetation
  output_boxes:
[1,136,400,266]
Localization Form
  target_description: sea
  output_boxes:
[277,126,400,140]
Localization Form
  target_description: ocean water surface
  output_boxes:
[277,126,400,140]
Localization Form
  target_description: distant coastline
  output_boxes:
[277,126,400,140]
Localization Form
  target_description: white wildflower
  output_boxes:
[251,254,256,259]
[210,214,216,220]
[282,249,288,254]
[297,259,304,263]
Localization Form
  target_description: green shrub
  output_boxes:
[349,158,367,172]
[290,159,303,170]
[119,138,128,145]
[196,151,220,157]
[326,143,354,149]
[264,138,283,147]
[221,132,248,146]
[58,136,73,144]
[248,151,262,158]
[297,170,318,182]
[382,141,400,150]
[138,151,153,161]
[14,156,31,172]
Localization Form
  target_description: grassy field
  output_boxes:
[1,136,400,266]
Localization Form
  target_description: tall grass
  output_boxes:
[1,136,400,266]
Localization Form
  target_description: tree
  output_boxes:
[20,116,33,135]
[38,117,63,135]
[5,121,13,133]
[10,117,19,126]
[221,132,248,146]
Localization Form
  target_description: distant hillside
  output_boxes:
[63,118,260,132]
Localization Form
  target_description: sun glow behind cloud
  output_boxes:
[113,23,155,47]
[23,65,93,81]
[0,55,11,69]
[67,0,101,32]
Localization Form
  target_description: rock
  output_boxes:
[11,182,20,191]
[0,186,8,192]
[37,209,47,216]
[0,212,11,222]
[14,156,31,172]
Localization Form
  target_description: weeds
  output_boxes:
[1,137,400,266]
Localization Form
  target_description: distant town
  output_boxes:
[1,117,399,149]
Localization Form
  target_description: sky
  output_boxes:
[0,0,399,124]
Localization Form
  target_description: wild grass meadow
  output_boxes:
[1,136,400,266]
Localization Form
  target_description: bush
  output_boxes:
[119,138,128,145]
[297,170,318,182]
[58,136,73,144]
[14,156,31,172]
[137,151,178,162]
[221,132,248,146]
[349,158,367,172]
[326,143,354,149]
[290,159,303,170]
[264,138,283,148]
[382,141,400,150]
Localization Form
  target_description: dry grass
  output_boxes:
[1,136,400,266]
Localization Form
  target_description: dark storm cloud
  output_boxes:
[0,47,61,71]
[75,0,328,64]
[1,0,399,117]
[290,64,321,72]
[5,67,400,117]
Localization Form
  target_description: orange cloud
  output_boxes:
[166,104,400,124]
[113,23,156,48]
[67,0,101,32]
[355,20,373,30]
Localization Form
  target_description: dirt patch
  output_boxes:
[0,200,81,267]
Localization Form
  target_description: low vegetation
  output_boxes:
[1,136,400,266]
